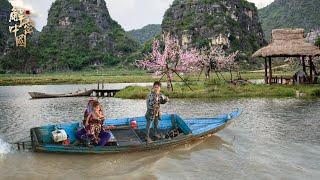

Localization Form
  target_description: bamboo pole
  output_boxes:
[173,71,193,91]
[159,73,166,81]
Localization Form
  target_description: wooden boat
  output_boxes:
[30,109,242,154]
[28,89,93,99]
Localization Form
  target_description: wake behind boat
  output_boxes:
[29,109,242,154]
[28,89,93,99]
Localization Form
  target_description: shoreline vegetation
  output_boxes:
[0,69,155,86]
[115,82,320,99]
[1,70,319,99]
[0,70,292,86]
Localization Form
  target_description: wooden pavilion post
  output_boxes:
[309,56,313,83]
[264,57,268,84]
[268,57,272,84]
[302,56,306,74]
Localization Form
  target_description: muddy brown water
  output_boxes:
[0,84,319,179]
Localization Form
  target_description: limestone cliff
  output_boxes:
[38,0,139,70]
[162,0,266,57]
[0,0,12,55]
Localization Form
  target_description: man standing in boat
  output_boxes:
[145,81,169,143]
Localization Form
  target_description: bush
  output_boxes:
[115,86,150,99]
[311,88,320,97]
[315,37,320,47]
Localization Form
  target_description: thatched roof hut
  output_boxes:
[252,28,320,58]
[252,28,320,84]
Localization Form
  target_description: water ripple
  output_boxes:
[1,84,320,179]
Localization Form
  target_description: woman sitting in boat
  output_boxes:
[76,100,111,146]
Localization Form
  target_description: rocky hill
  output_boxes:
[36,0,139,71]
[128,24,161,44]
[162,0,265,57]
[0,0,12,55]
[1,0,140,72]
[259,0,320,41]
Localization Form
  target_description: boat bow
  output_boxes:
[184,109,243,136]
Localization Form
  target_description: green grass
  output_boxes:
[0,74,157,86]
[0,70,289,86]
[0,69,155,85]
[115,81,320,99]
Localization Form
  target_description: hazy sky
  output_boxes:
[9,0,275,31]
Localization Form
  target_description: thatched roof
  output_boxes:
[252,28,320,58]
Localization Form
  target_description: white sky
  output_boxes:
[8,0,275,31]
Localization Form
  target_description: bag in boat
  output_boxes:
[51,129,68,142]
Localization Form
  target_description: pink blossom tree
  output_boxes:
[197,46,239,81]
[137,34,201,91]
[197,46,221,80]
[215,49,239,81]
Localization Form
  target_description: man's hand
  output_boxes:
[160,94,169,104]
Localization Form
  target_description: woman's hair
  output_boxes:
[85,100,94,114]
[88,99,94,105]
[92,101,100,108]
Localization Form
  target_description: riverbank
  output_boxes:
[115,81,320,99]
[0,69,154,86]
[0,74,157,86]
[2,70,318,99]
[0,70,292,86]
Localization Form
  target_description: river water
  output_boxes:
[0,84,319,179]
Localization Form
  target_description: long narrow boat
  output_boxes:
[28,89,93,99]
[30,109,242,154]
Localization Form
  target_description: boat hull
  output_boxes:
[28,90,93,99]
[30,109,242,154]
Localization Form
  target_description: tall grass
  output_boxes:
[115,81,320,99]
[0,70,308,86]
